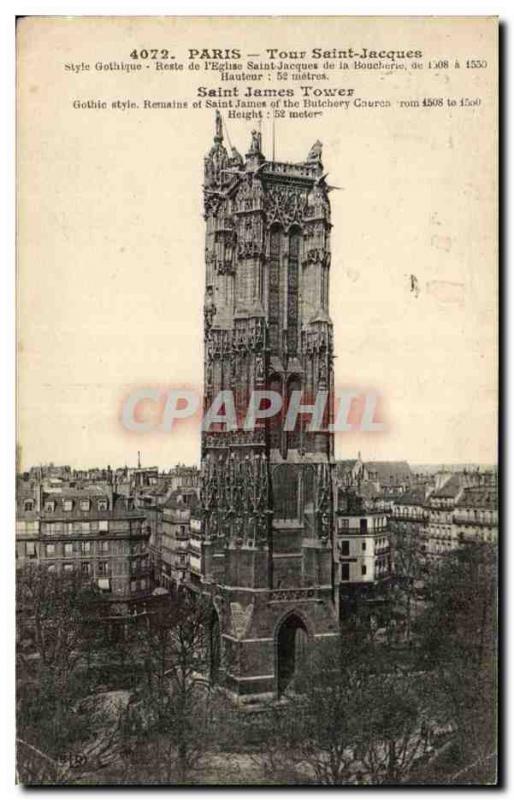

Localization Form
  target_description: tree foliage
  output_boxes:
[122,589,214,783]
[17,564,132,783]
[413,543,498,783]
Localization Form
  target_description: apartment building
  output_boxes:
[16,485,152,599]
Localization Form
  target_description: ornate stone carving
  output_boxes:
[255,353,265,386]
[318,357,328,389]
[205,361,213,392]
[231,318,266,355]
[305,182,330,221]
[235,175,264,214]
[238,240,263,259]
[235,211,264,259]
[203,192,224,218]
[315,462,332,541]
[204,287,216,333]
[214,258,235,275]
[264,184,308,227]
[303,220,329,238]
[204,429,266,449]
[201,450,270,546]
[301,326,333,358]
[269,587,318,602]
[303,247,327,266]
[230,602,254,639]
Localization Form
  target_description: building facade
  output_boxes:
[417,471,497,564]
[16,486,152,600]
[423,475,466,561]
[336,511,391,588]
[453,486,498,546]
[390,486,429,582]
[159,489,199,589]
[199,115,340,702]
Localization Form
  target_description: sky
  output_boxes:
[17,17,498,471]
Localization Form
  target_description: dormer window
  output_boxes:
[98,499,108,511]
[44,501,56,512]
[24,500,34,512]
[63,500,73,512]
[80,500,91,512]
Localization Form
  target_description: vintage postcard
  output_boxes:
[16,16,498,785]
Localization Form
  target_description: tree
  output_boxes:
[123,589,214,784]
[16,563,129,784]
[414,543,497,783]
[252,626,435,786]
[291,645,362,784]
[242,702,311,784]
[248,637,365,785]
[389,517,424,644]
[355,673,433,784]
[17,564,95,685]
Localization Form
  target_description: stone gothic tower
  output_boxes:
[200,113,340,702]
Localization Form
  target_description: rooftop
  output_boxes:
[396,486,427,506]
[456,487,498,510]
[431,475,462,499]
[365,461,412,484]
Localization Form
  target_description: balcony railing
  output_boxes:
[391,512,428,522]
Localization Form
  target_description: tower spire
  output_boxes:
[214,110,223,143]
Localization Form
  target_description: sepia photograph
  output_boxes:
[14,14,498,786]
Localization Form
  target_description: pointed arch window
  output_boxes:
[269,225,282,354]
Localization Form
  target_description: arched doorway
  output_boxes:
[276,613,308,695]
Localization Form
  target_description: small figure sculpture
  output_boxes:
[307,139,323,162]
[249,129,262,154]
